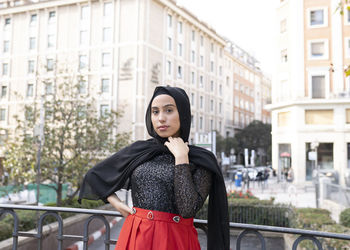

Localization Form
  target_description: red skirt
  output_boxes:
[115,207,201,250]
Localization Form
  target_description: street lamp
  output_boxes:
[311,140,319,208]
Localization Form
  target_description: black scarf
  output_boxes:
[79,86,229,250]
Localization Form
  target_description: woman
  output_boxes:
[79,86,229,250]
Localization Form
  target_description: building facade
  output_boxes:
[0,0,271,158]
[225,41,271,135]
[270,0,350,185]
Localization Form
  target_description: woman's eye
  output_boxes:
[152,110,159,115]
[166,109,173,113]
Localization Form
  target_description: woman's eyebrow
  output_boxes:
[151,104,175,109]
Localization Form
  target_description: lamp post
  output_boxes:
[311,140,319,208]
[34,95,45,205]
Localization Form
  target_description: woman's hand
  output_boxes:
[107,194,132,218]
[164,137,189,165]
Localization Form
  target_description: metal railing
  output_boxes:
[1,204,350,250]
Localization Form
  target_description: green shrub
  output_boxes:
[295,208,334,230]
[340,208,350,227]
[196,198,293,227]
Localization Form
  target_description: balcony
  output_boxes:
[1,204,350,249]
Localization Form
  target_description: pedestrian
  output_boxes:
[79,86,229,250]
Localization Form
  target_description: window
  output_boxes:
[167,37,172,51]
[0,109,5,121]
[178,21,182,34]
[1,86,7,98]
[3,40,9,53]
[309,8,327,27]
[178,43,182,57]
[191,115,194,128]
[191,30,195,41]
[191,72,195,84]
[199,75,203,88]
[25,108,33,121]
[200,36,203,46]
[104,2,112,17]
[28,60,35,73]
[100,104,109,117]
[47,34,55,48]
[101,78,110,93]
[80,30,88,45]
[78,80,87,94]
[191,50,195,63]
[305,110,333,125]
[81,6,89,20]
[79,55,87,69]
[200,96,203,109]
[219,84,222,95]
[218,121,221,132]
[26,84,33,97]
[211,43,214,53]
[281,49,288,62]
[30,14,37,26]
[177,66,182,79]
[210,119,213,130]
[210,81,214,91]
[280,19,287,33]
[2,63,8,75]
[167,14,172,28]
[4,18,10,30]
[47,59,54,71]
[200,55,204,67]
[191,93,194,106]
[311,75,325,98]
[48,11,56,23]
[219,102,222,113]
[210,100,213,111]
[219,66,222,76]
[45,82,53,94]
[167,61,171,75]
[29,37,36,50]
[102,52,111,67]
[199,116,203,130]
[308,40,328,59]
[210,61,214,72]
[103,27,112,42]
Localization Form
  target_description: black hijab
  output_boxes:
[79,86,229,250]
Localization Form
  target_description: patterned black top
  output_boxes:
[130,153,212,218]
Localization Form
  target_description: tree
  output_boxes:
[3,67,130,206]
[233,120,271,165]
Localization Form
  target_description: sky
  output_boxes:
[176,0,277,76]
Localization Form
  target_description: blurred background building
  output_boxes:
[0,0,270,156]
[270,0,350,185]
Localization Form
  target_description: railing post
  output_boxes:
[37,211,63,250]
[83,214,110,250]
[0,209,19,250]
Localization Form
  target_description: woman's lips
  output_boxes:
[158,125,169,131]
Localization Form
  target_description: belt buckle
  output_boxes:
[131,208,136,215]
[147,211,154,220]
[173,216,180,223]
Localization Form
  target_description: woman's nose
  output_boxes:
[158,112,165,122]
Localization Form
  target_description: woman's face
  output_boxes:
[151,94,180,138]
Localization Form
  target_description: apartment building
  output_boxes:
[0,0,229,148]
[270,0,350,185]
[225,41,271,134]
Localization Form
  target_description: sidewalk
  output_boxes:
[225,176,317,208]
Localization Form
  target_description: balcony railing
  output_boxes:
[1,204,350,250]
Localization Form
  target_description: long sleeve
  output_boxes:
[174,163,212,218]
